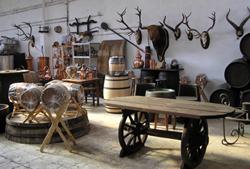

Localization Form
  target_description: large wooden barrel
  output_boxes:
[41,83,71,113]
[240,33,250,60]
[20,86,43,112]
[108,56,125,76]
[210,84,240,107]
[103,75,130,113]
[224,58,250,89]
[241,89,250,105]
[5,113,89,144]
[45,80,85,104]
[8,82,35,104]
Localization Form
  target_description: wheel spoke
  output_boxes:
[127,135,134,146]
[134,112,138,123]
[124,123,135,130]
[133,134,136,145]
[138,134,142,143]
[123,131,133,138]
[128,114,135,124]
[139,112,143,121]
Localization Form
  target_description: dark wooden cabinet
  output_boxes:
[140,68,183,94]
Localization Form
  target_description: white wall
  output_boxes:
[0,0,250,97]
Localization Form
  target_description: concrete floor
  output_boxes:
[0,102,250,169]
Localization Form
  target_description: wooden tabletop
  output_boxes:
[62,78,100,84]
[0,70,29,75]
[105,96,235,119]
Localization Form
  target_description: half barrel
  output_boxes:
[210,83,240,107]
[224,58,250,89]
[240,33,250,60]
[103,75,130,113]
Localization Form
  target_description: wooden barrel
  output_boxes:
[5,113,89,144]
[240,33,250,60]
[210,84,240,107]
[0,104,9,133]
[20,86,43,112]
[103,75,130,113]
[224,58,250,89]
[41,83,71,113]
[241,89,250,105]
[108,56,125,76]
[8,82,35,104]
[45,80,85,104]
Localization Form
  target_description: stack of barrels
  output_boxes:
[210,33,250,107]
[103,56,130,113]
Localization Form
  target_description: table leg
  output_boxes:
[181,118,209,169]
[118,110,149,157]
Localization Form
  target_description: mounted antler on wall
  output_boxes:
[14,22,35,70]
[137,6,169,62]
[183,13,193,41]
[116,7,142,45]
[70,15,98,41]
[226,8,250,39]
[162,14,184,40]
[183,12,216,49]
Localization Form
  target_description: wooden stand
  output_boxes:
[40,101,76,152]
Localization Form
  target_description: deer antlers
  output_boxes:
[117,8,135,36]
[183,12,216,49]
[14,22,35,47]
[226,7,250,39]
[162,15,184,40]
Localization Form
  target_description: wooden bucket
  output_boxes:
[109,56,125,76]
[103,75,130,113]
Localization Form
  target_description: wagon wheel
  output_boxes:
[181,119,209,169]
[118,111,149,157]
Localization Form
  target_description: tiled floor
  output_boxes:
[0,103,249,169]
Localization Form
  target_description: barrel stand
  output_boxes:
[40,102,76,152]
[118,110,209,169]
[22,105,50,123]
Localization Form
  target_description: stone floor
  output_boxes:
[0,102,250,169]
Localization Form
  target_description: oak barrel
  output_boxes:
[240,33,250,60]
[210,84,239,107]
[103,75,130,113]
[224,58,250,89]
[109,56,125,76]
[5,113,89,144]
[241,90,250,105]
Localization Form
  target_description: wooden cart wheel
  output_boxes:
[118,111,149,157]
[181,119,209,169]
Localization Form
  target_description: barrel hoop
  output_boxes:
[104,87,130,90]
